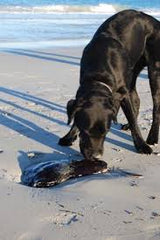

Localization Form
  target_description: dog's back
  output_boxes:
[80,34,130,91]
[82,9,160,68]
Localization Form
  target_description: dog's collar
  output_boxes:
[95,81,112,93]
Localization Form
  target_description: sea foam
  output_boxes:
[0,4,121,14]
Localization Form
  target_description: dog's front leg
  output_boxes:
[58,123,79,146]
[121,96,152,154]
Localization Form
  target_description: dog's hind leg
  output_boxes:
[146,63,160,145]
[58,123,79,146]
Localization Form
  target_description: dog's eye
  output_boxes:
[83,102,92,108]
[89,123,106,138]
[89,129,106,138]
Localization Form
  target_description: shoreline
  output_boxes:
[0,40,89,51]
[0,8,160,53]
[0,46,160,240]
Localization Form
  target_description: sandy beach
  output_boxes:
[0,46,160,240]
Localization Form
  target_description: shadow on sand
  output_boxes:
[3,48,149,82]
[4,49,81,66]
[1,43,143,186]
[0,87,136,176]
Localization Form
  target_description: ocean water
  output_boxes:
[0,0,160,49]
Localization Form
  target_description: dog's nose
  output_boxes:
[93,153,102,160]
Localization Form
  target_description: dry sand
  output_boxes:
[0,47,160,240]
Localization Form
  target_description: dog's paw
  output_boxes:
[136,142,153,154]
[58,137,73,146]
[146,136,159,146]
[121,123,130,131]
[58,135,77,146]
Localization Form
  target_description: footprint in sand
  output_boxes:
[18,232,42,240]
[39,211,79,227]
[0,168,20,183]
[52,212,79,226]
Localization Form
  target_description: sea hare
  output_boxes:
[21,159,108,188]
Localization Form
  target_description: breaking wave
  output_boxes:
[0,4,125,14]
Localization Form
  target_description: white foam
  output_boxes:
[0,4,119,14]
[0,4,160,17]
[144,8,160,18]
[90,4,117,14]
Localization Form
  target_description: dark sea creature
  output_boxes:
[21,159,108,188]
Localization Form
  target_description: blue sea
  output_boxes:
[0,0,160,49]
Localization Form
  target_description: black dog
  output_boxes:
[59,9,160,160]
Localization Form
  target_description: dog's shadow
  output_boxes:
[107,123,136,152]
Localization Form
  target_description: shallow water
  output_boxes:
[0,0,160,49]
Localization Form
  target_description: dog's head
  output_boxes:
[67,96,115,160]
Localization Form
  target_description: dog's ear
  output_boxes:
[66,98,86,124]
[66,99,77,125]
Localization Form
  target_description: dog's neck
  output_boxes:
[95,81,112,93]
[78,80,113,99]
